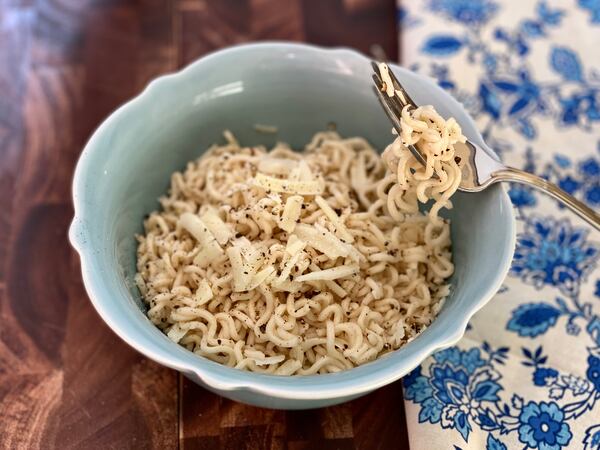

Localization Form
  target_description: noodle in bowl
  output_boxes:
[70,43,515,409]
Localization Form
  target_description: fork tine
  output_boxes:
[371,73,384,92]
[372,73,381,87]
[375,83,405,122]
[372,86,427,167]
[373,85,401,129]
[370,61,381,76]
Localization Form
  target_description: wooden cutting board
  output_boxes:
[0,0,408,448]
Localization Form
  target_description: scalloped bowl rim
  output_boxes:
[69,42,516,401]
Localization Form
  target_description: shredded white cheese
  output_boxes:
[194,279,213,306]
[167,325,187,343]
[271,279,303,293]
[200,207,233,245]
[295,265,359,282]
[235,238,265,273]
[257,157,297,175]
[279,195,303,232]
[285,235,306,255]
[253,172,324,195]
[227,238,273,292]
[226,246,251,292]
[275,251,305,286]
[246,266,276,291]
[179,212,224,267]
[253,354,286,366]
[294,223,352,260]
[289,160,314,181]
[315,195,354,243]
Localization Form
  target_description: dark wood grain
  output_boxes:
[0,1,406,449]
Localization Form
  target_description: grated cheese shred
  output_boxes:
[253,172,324,195]
[179,212,224,267]
[279,195,303,232]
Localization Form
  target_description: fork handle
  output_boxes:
[491,167,600,231]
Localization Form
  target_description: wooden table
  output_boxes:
[0,1,409,448]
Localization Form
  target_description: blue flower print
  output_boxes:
[557,176,581,195]
[429,0,498,26]
[554,155,571,169]
[583,424,600,450]
[550,47,583,82]
[422,35,465,56]
[579,0,600,23]
[479,82,502,119]
[404,365,422,388]
[580,157,600,176]
[403,0,600,444]
[433,347,462,367]
[433,347,487,374]
[404,367,434,403]
[509,185,537,208]
[405,346,506,442]
[586,355,600,391]
[536,1,564,25]
[558,92,600,127]
[510,216,600,296]
[507,303,561,337]
[584,182,600,206]
[461,348,487,374]
[486,435,507,450]
[477,69,545,139]
[431,364,469,405]
[431,364,502,441]
[533,367,559,386]
[518,401,572,450]
[418,0,597,138]
[565,322,581,336]
[544,153,600,209]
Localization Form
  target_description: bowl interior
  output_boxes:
[72,43,514,398]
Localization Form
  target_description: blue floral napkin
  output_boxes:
[398,1,600,449]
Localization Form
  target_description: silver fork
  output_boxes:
[371,61,600,231]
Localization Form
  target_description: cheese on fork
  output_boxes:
[377,62,395,97]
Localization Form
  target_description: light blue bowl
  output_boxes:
[69,42,515,410]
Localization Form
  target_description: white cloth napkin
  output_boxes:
[398,1,600,449]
